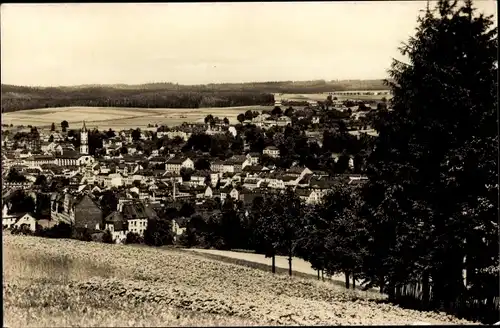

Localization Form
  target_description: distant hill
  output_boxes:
[1,79,390,113]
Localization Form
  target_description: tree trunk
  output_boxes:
[422,270,430,308]
[352,273,356,290]
[321,270,324,282]
[272,254,276,274]
[344,271,350,289]
[387,285,395,301]
[317,269,320,280]
[288,255,292,276]
[379,275,385,294]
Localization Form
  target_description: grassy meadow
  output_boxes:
[1,105,272,131]
[3,233,475,327]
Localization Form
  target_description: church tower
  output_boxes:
[80,121,89,155]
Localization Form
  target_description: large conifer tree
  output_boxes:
[363,0,498,311]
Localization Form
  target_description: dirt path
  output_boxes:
[184,248,348,283]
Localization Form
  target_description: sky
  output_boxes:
[1,1,497,87]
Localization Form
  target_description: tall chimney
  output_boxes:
[173,178,176,201]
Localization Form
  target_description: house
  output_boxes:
[72,194,103,231]
[263,146,280,158]
[227,126,237,137]
[148,156,166,166]
[243,178,261,190]
[104,211,128,244]
[246,153,260,165]
[219,186,232,201]
[165,157,194,173]
[19,149,32,159]
[120,201,158,237]
[226,155,250,173]
[104,173,124,188]
[162,130,192,141]
[239,192,263,208]
[49,192,72,223]
[251,114,271,127]
[2,212,37,232]
[229,187,240,200]
[295,188,323,205]
[172,218,188,240]
[211,160,226,173]
[243,165,264,175]
[275,116,292,127]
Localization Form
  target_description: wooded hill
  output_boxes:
[1,79,388,113]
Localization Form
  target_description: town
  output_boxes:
[2,1,497,326]
[1,95,381,244]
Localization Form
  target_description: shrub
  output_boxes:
[102,230,114,244]
[125,232,143,245]
[72,228,93,242]
[36,222,72,239]
[144,219,174,247]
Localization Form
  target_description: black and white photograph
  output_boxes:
[1,1,498,326]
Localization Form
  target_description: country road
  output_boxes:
[184,248,348,284]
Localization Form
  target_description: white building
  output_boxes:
[165,157,194,173]
[127,218,148,236]
[2,206,37,232]
[263,146,280,158]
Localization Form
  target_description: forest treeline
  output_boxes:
[1,79,388,113]
[1,87,275,113]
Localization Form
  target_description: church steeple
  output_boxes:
[80,121,89,155]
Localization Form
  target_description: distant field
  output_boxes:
[1,105,272,131]
[276,92,391,102]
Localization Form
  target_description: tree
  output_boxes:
[51,122,56,131]
[34,175,48,187]
[194,158,211,171]
[125,231,144,244]
[73,228,93,242]
[184,133,212,153]
[253,190,304,275]
[363,0,498,314]
[321,184,367,289]
[36,222,72,239]
[237,113,245,123]
[216,197,244,250]
[204,114,215,126]
[131,128,141,141]
[100,190,118,218]
[144,219,174,246]
[377,102,387,111]
[180,167,194,182]
[271,106,282,116]
[179,202,195,218]
[6,168,26,183]
[244,110,254,121]
[102,230,114,244]
[295,205,329,280]
[34,193,52,218]
[230,135,244,153]
[8,190,35,214]
[106,128,116,138]
[61,120,69,131]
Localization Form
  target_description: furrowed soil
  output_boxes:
[3,234,477,326]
